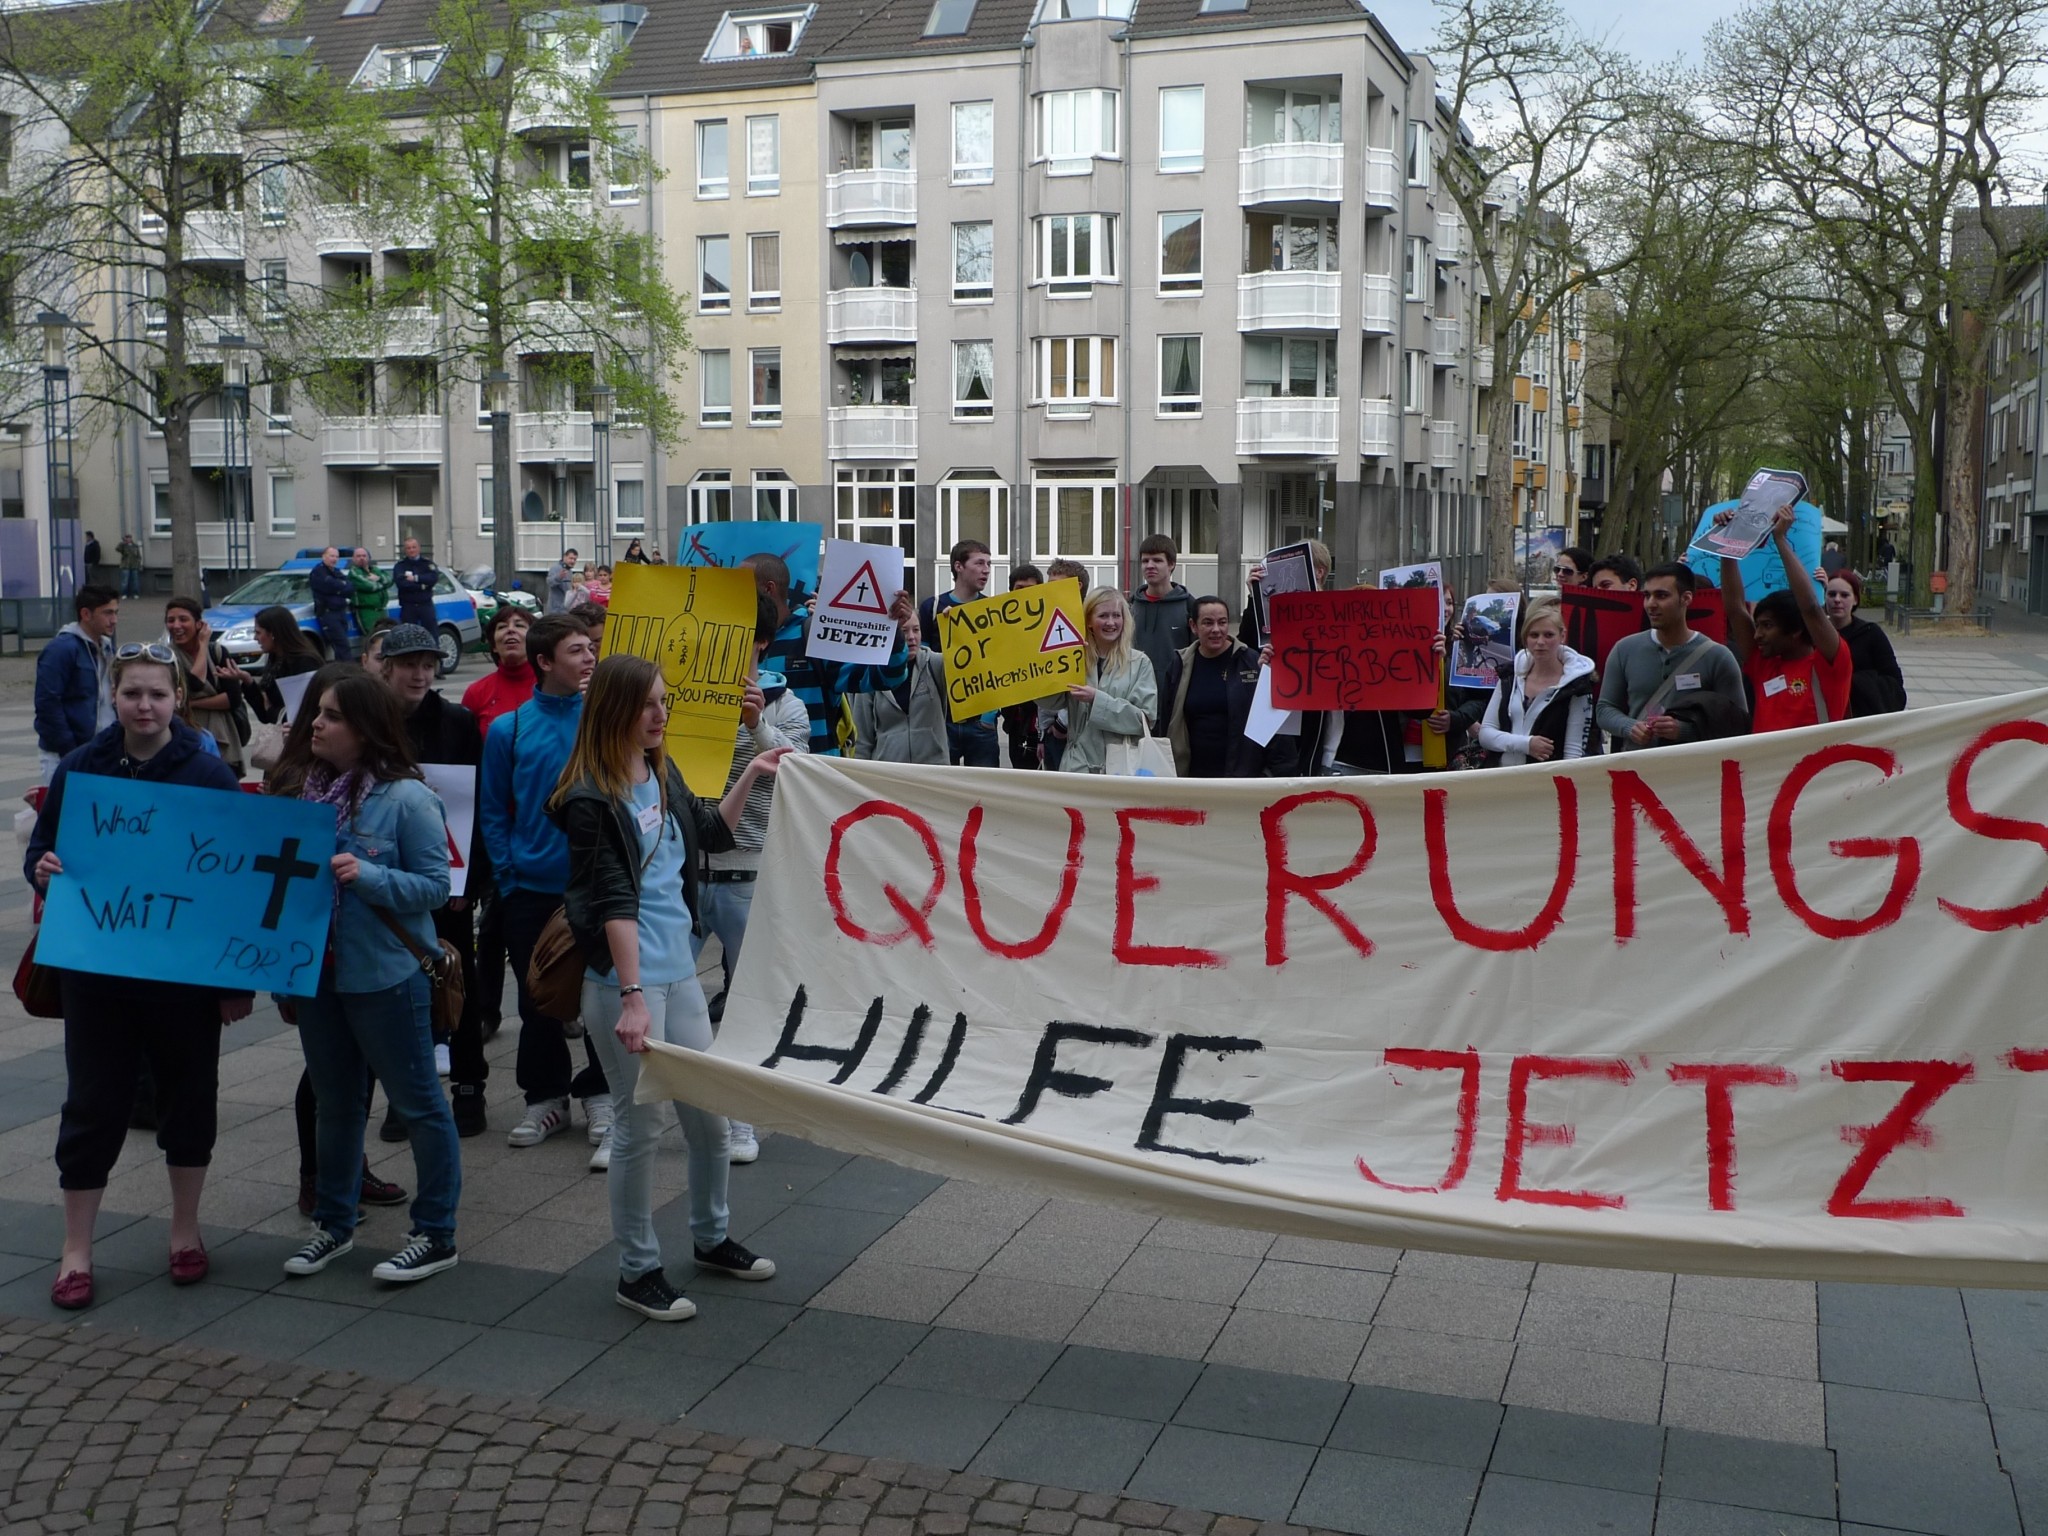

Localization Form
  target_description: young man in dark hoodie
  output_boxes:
[1127,535,1194,717]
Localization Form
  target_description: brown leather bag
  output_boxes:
[524,906,585,1026]
[372,906,466,1037]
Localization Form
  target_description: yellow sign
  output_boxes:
[602,563,758,795]
[937,577,1088,723]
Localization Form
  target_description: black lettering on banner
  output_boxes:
[1004,1022,1156,1125]
[910,1011,977,1113]
[1138,1034,1264,1165]
[873,1003,934,1096]
[762,986,884,1084]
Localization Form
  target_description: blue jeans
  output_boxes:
[949,720,999,768]
[120,569,141,598]
[581,974,729,1278]
[297,972,461,1242]
[691,878,755,992]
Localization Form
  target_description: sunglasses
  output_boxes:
[115,642,176,664]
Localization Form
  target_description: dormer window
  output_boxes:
[340,0,382,15]
[353,45,445,89]
[704,5,813,60]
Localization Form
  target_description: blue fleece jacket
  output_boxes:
[33,627,109,756]
[479,687,581,895]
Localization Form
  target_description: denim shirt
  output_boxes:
[331,777,450,994]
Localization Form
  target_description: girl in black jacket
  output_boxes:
[546,653,787,1322]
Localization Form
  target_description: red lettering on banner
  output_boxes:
[1939,721,2048,932]
[1610,762,1748,943]
[1767,745,1921,939]
[1114,808,1225,968]
[1356,1048,1481,1193]
[2006,1049,2048,1073]
[1426,779,1579,951]
[1261,791,1376,965]
[1827,1058,1974,1219]
[822,802,946,948]
[960,805,1084,960]
[1667,1063,1795,1211]
[1497,1055,1634,1208]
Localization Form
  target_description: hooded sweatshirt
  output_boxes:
[27,719,241,888]
[1476,646,1600,766]
[479,687,581,894]
[1127,583,1194,704]
[33,622,112,755]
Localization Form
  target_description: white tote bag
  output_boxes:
[1103,734,1178,778]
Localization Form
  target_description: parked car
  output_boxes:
[461,568,543,632]
[206,552,482,676]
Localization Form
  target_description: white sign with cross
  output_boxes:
[807,538,906,666]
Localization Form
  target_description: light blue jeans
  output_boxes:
[581,973,730,1279]
[691,879,755,994]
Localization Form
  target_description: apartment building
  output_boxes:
[1979,244,2046,618]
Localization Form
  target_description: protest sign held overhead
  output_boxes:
[1380,561,1446,624]
[420,764,477,899]
[1451,593,1520,691]
[677,519,824,603]
[807,539,906,666]
[1269,588,1441,713]
[39,773,337,996]
[644,689,2048,1286]
[1249,541,1317,645]
[937,577,1088,723]
[602,563,758,795]
[1563,585,1727,673]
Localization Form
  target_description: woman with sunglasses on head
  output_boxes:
[548,654,788,1320]
[25,643,253,1310]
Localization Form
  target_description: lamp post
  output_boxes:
[36,311,77,610]
[589,384,613,563]
[553,454,568,567]
[486,368,512,583]
[217,333,256,585]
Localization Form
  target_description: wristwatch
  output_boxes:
[619,984,643,997]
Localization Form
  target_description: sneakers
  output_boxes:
[616,1269,697,1321]
[508,1097,570,1148]
[371,1232,459,1284]
[283,1227,353,1277]
[588,1127,612,1173]
[693,1238,776,1280]
[451,1082,487,1138]
[359,1163,409,1206]
[728,1122,760,1164]
[582,1093,616,1147]
[434,1043,451,1078]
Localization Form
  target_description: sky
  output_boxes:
[1365,0,1752,67]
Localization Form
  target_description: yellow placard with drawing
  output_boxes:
[602,563,758,795]
[937,577,1089,722]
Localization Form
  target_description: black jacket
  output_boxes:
[1840,617,1906,717]
[1158,641,1296,777]
[256,650,322,724]
[404,689,481,769]
[393,555,440,619]
[550,762,734,978]
[307,561,351,616]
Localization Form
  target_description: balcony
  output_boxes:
[1361,273,1397,334]
[1474,341,1495,378]
[826,169,916,229]
[1237,270,1341,332]
[1238,142,1343,207]
[1473,433,1490,477]
[515,185,589,230]
[515,410,594,461]
[827,287,918,345]
[1235,397,1338,457]
[1360,398,1394,457]
[1435,209,1464,263]
[1364,147,1398,211]
[187,420,228,467]
[828,405,917,461]
[518,521,597,569]
[514,300,597,353]
[1432,316,1464,366]
[1429,419,1457,470]
[320,416,446,467]
[186,209,243,263]
[314,204,375,256]
[382,308,440,357]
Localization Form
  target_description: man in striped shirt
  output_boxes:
[745,552,914,755]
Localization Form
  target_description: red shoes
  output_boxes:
[50,1269,93,1310]
[169,1246,209,1286]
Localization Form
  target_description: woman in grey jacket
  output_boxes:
[853,619,948,764]
[1054,588,1159,774]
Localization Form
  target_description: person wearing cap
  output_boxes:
[377,624,490,1137]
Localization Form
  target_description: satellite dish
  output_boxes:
[521,489,545,522]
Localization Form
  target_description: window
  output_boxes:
[477,469,495,534]
[1158,336,1200,415]
[954,341,995,420]
[835,466,916,552]
[1244,336,1338,398]
[1403,348,1428,412]
[953,221,993,302]
[952,101,994,184]
[1159,211,1201,293]
[1035,0,1133,18]
[1159,87,1203,173]
[750,347,781,424]
[748,234,781,311]
[1032,473,1117,561]
[699,234,730,312]
[1247,213,1337,272]
[1404,235,1429,300]
[939,472,1008,556]
[1036,213,1117,293]
[926,0,977,33]
[697,120,729,197]
[258,165,287,224]
[1246,86,1338,146]
[151,479,171,537]
[268,473,297,536]
[341,0,382,13]
[609,125,643,203]
[261,259,288,320]
[354,45,445,89]
[615,471,646,534]
[700,349,732,425]
[747,115,780,194]
[265,377,291,430]
[1037,89,1118,171]
[688,470,734,522]
[753,470,798,520]
[705,7,813,60]
[1198,0,1247,11]
[1405,120,1431,186]
[1036,336,1116,413]
[848,117,913,171]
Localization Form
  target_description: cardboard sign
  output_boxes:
[937,578,1088,723]
[603,563,759,796]
[1250,542,1317,645]
[1243,666,1300,746]
[1451,593,1520,691]
[1380,561,1446,625]
[1689,469,1807,564]
[1685,494,1826,599]
[420,763,476,899]
[39,772,338,996]
[677,520,824,603]
[1561,586,1728,674]
[1269,589,1441,712]
[808,539,906,666]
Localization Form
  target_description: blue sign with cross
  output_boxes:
[38,773,339,996]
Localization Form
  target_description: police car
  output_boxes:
[206,551,482,676]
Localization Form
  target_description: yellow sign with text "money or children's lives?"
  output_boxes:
[603,563,758,795]
[937,577,1088,722]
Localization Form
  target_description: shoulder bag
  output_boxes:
[371,905,466,1037]
[527,780,666,1024]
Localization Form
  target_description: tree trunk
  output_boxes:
[1485,375,1516,585]
[1942,370,1982,621]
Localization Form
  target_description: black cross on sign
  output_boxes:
[252,837,321,930]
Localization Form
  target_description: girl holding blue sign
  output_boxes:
[26,644,251,1311]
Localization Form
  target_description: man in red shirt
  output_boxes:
[461,607,537,735]
[1717,502,1852,731]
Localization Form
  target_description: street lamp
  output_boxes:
[36,311,77,612]
[589,384,613,563]
[216,333,258,584]
[553,454,568,567]
[485,368,512,584]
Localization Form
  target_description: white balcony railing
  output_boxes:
[1364,147,1399,211]
[514,410,595,460]
[826,286,918,345]
[517,521,596,569]
[1429,418,1457,470]
[826,169,917,228]
[1473,433,1490,477]
[1432,316,1464,366]
[1474,341,1496,379]
[320,415,446,467]
[187,419,228,467]
[1237,270,1341,332]
[1361,273,1397,334]
[314,204,374,256]
[1239,141,1344,207]
[1435,209,1465,263]
[383,308,440,357]
[1360,398,1395,457]
[185,209,243,262]
[1235,396,1339,457]
[828,405,918,460]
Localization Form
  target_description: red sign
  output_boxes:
[1269,589,1440,712]
[1561,586,1727,673]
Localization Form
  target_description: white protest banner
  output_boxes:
[420,764,477,899]
[276,671,313,725]
[808,540,906,666]
[639,691,2048,1285]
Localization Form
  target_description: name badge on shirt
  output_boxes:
[636,801,664,834]
[1674,673,1702,691]
[1762,675,1789,698]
